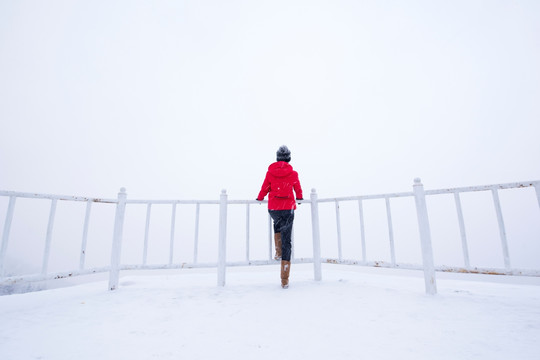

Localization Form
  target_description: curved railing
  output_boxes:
[1,179,539,294]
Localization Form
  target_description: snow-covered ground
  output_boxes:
[1,264,539,360]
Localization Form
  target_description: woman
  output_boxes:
[256,145,303,288]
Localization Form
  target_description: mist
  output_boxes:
[1,0,539,200]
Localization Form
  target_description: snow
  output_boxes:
[1,264,540,360]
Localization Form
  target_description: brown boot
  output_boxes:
[274,233,282,260]
[281,260,291,289]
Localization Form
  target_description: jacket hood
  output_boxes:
[268,161,293,178]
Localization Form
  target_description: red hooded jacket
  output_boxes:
[257,161,303,210]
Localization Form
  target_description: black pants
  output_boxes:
[269,209,295,261]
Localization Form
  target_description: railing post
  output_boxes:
[413,178,437,295]
[194,203,200,264]
[335,200,343,262]
[491,188,511,271]
[358,199,367,263]
[79,200,92,270]
[0,196,16,278]
[42,199,58,275]
[109,187,127,291]
[268,213,273,260]
[142,203,152,265]
[453,192,470,269]
[217,189,228,286]
[385,196,396,267]
[245,204,250,262]
[310,189,322,281]
[534,182,540,213]
[169,203,177,265]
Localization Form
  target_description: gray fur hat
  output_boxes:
[276,145,291,162]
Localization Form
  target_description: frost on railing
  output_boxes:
[1,179,539,295]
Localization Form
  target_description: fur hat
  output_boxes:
[276,145,291,162]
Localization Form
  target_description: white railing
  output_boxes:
[320,180,540,276]
[1,179,539,295]
[0,191,117,283]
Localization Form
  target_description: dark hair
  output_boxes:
[276,145,291,162]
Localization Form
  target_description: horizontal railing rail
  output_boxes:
[316,191,415,203]
[423,181,539,195]
[1,179,539,295]
[0,190,117,203]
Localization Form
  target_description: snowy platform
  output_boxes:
[1,264,539,360]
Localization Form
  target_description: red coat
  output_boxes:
[257,162,303,210]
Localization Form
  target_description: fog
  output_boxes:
[1,1,539,280]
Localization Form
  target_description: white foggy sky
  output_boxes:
[1,0,539,200]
